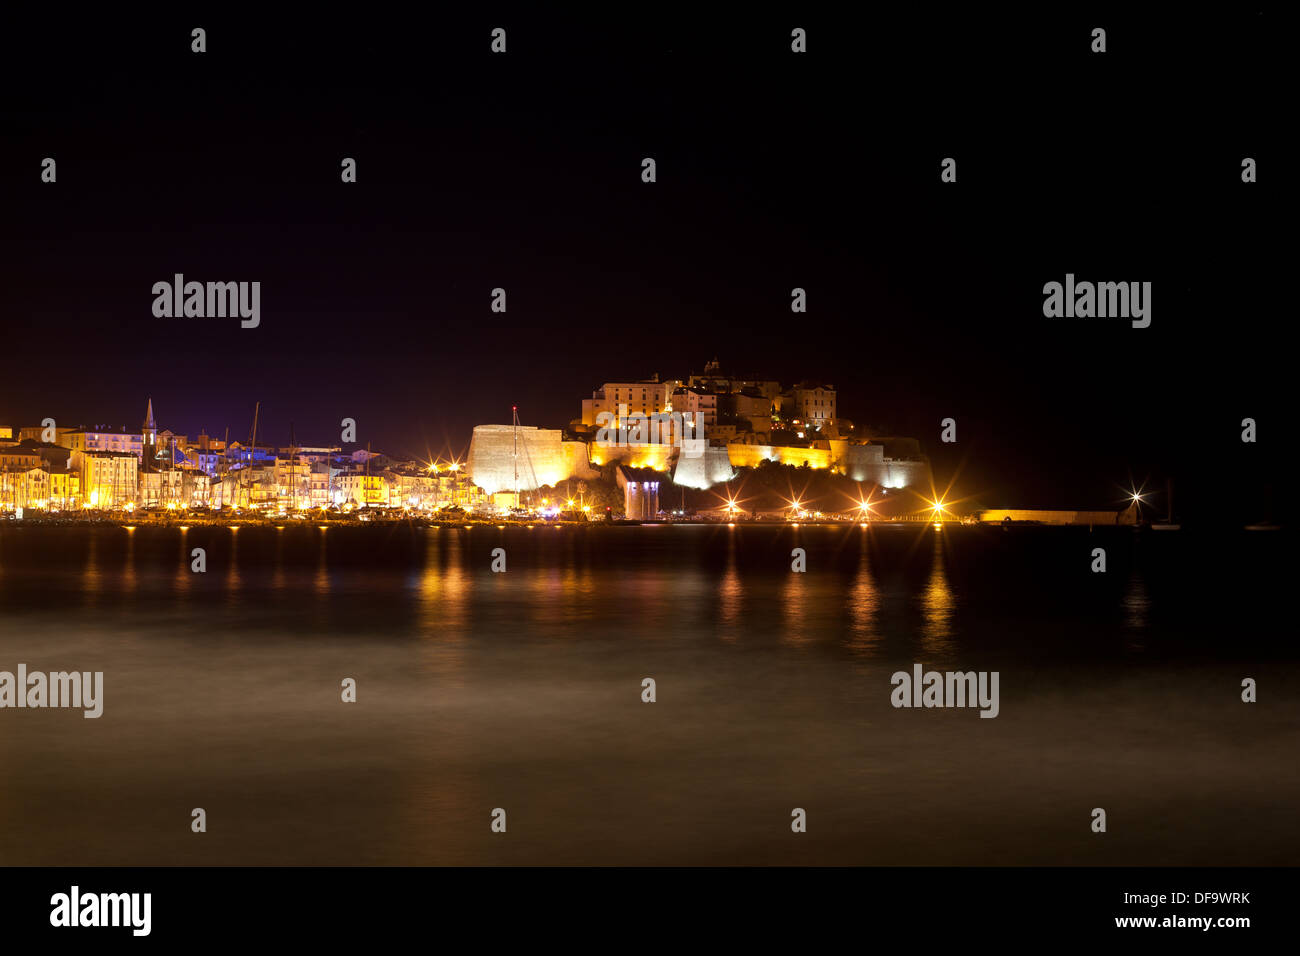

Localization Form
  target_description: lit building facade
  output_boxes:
[333,474,390,508]
[669,388,717,428]
[47,468,80,508]
[138,469,184,508]
[65,428,145,459]
[0,466,49,509]
[73,450,139,508]
[581,378,675,427]
[785,384,837,426]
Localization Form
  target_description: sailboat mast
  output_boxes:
[289,422,296,511]
[248,401,260,510]
[221,426,229,508]
[512,404,520,509]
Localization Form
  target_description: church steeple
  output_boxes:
[143,397,156,447]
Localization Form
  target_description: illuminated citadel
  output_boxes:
[465,359,931,497]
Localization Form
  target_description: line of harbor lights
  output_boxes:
[722,488,953,529]
[719,479,1158,528]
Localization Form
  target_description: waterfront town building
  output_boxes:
[63,427,145,458]
[72,449,139,509]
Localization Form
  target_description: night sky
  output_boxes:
[0,10,1281,517]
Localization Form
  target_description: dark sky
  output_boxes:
[0,10,1282,518]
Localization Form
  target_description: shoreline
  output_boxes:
[0,514,1191,531]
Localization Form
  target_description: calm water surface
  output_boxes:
[0,523,1294,865]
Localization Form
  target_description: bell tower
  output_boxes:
[142,397,157,452]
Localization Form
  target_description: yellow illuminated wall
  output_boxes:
[726,444,831,470]
[467,425,572,495]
